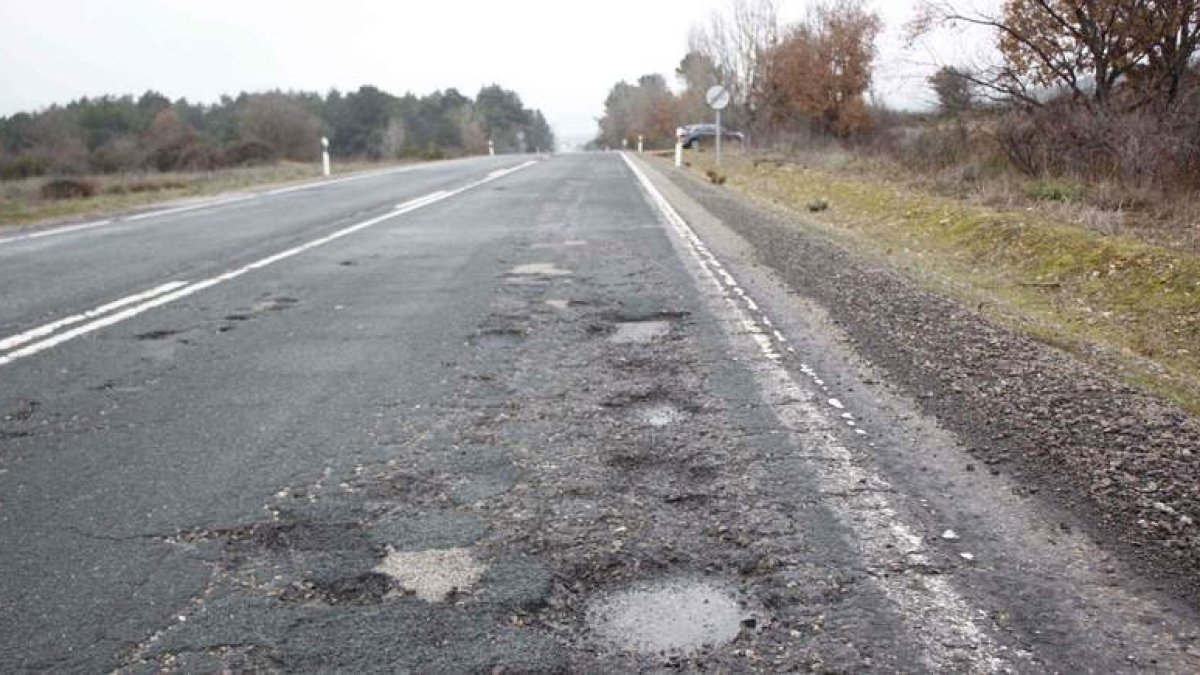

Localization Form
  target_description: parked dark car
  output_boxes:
[678,123,745,149]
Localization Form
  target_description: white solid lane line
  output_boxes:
[621,153,1008,672]
[396,191,450,210]
[0,161,539,368]
[0,281,189,354]
[0,219,113,246]
[123,194,257,222]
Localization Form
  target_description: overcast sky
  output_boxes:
[0,1,996,145]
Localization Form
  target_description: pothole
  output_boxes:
[507,263,572,277]
[258,296,299,311]
[632,401,688,427]
[135,328,183,341]
[609,320,671,344]
[586,581,747,655]
[531,239,588,249]
[469,329,525,349]
[374,547,487,602]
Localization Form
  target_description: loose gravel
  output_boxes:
[658,161,1200,600]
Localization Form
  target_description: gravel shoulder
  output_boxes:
[648,155,1200,606]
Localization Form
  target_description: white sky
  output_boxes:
[0,1,997,146]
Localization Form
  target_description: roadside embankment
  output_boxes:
[655,152,1200,597]
[675,153,1200,415]
[0,160,416,230]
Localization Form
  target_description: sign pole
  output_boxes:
[705,85,730,169]
[715,110,722,167]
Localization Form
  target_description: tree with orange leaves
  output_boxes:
[764,0,881,137]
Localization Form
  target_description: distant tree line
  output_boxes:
[0,85,554,179]
[595,0,880,149]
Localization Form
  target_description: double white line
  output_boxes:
[0,161,537,368]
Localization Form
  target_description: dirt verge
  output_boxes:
[654,157,1200,602]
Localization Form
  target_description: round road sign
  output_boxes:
[706,85,730,111]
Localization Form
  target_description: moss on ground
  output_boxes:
[672,153,1200,414]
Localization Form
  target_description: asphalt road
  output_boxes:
[1,153,1198,672]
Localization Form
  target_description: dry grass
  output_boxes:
[671,151,1200,414]
[0,160,415,229]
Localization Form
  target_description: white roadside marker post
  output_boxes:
[321,136,331,177]
[488,139,495,156]
[675,127,684,167]
[638,135,644,153]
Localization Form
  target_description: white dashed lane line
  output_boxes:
[0,162,538,368]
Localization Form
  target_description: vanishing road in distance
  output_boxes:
[2,153,1199,672]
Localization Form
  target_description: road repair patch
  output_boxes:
[374,547,487,602]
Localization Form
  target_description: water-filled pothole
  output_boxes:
[609,320,671,344]
[587,581,747,654]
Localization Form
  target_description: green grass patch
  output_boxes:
[672,153,1200,414]
[1025,179,1085,203]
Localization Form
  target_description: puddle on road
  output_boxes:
[507,263,572,277]
[374,547,486,602]
[609,320,671,344]
[587,581,746,654]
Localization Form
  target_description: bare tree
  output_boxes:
[689,0,781,127]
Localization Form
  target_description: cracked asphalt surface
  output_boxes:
[2,153,1199,672]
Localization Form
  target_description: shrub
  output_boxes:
[40,178,97,200]
[1,155,50,180]
[222,140,276,167]
[1026,180,1084,203]
[104,179,189,195]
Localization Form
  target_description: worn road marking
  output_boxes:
[622,153,1014,672]
[0,281,189,354]
[0,161,538,368]
[123,194,257,222]
[0,219,113,246]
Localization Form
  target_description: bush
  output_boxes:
[222,140,276,167]
[89,137,145,174]
[104,179,189,195]
[1,155,50,180]
[1026,180,1084,203]
[40,178,97,200]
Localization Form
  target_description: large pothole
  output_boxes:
[609,320,671,345]
[374,547,487,602]
[586,581,748,655]
[632,400,688,427]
